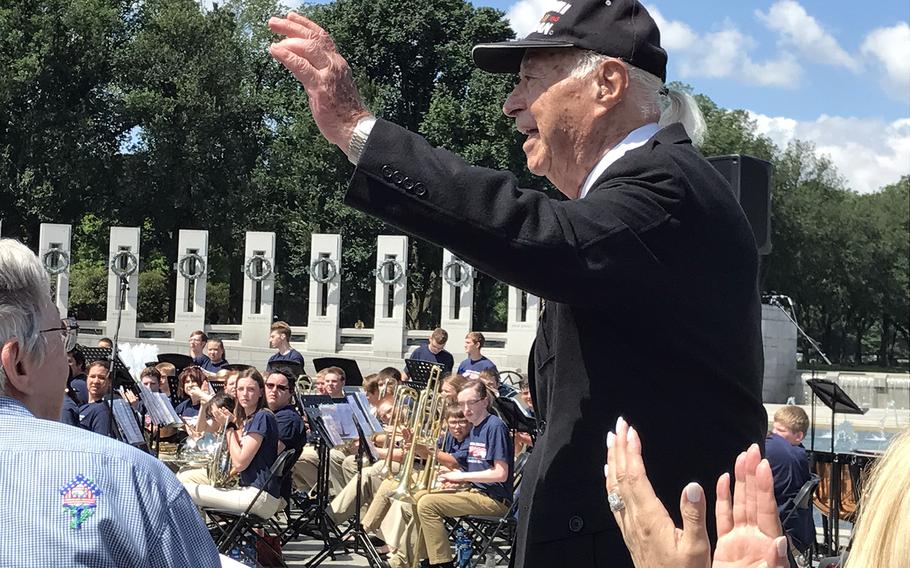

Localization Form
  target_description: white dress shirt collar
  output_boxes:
[578,123,660,200]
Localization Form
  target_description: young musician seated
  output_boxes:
[78,360,119,436]
[413,380,513,568]
[66,347,88,405]
[174,366,208,426]
[363,406,472,558]
[182,369,283,518]
[201,338,229,373]
[265,369,306,500]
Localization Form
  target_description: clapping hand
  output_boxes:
[605,418,788,568]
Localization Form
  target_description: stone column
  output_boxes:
[240,231,276,348]
[307,233,342,353]
[173,230,209,342]
[372,235,408,359]
[106,227,141,340]
[38,223,73,318]
[505,286,540,369]
[440,249,473,344]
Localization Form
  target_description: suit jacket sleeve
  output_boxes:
[345,119,688,304]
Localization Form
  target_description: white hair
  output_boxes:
[0,239,52,395]
[569,50,706,147]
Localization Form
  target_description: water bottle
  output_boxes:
[453,527,472,568]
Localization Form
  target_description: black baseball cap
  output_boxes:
[472,0,667,81]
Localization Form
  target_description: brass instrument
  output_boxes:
[207,423,236,488]
[379,382,420,480]
[295,374,317,396]
[388,366,447,503]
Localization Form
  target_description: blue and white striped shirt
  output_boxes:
[0,396,220,567]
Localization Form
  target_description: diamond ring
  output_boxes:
[608,491,625,512]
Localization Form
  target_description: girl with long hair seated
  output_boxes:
[181,368,283,518]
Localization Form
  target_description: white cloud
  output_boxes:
[861,22,910,103]
[756,0,860,72]
[749,111,910,193]
[646,5,697,51]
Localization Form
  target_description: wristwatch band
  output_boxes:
[347,116,377,165]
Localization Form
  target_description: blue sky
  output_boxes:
[280,0,909,192]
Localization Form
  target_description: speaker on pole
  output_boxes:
[708,154,773,255]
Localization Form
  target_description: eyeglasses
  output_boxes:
[40,318,78,352]
[265,383,289,392]
[457,398,484,408]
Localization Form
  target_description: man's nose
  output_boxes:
[502,87,524,118]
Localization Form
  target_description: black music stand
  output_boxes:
[806,378,866,555]
[221,363,253,373]
[491,397,537,436]
[404,359,446,384]
[79,346,134,390]
[269,361,305,379]
[314,357,364,387]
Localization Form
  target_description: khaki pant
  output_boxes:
[416,489,508,564]
[330,459,390,522]
[183,483,283,519]
[292,445,348,495]
[176,466,210,485]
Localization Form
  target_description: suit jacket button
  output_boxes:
[413,182,426,196]
[381,165,394,179]
[568,515,584,533]
[391,172,404,185]
[403,177,415,191]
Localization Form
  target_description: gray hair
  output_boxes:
[0,239,52,395]
[569,50,706,147]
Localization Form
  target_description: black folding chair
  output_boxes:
[781,473,821,562]
[204,449,296,567]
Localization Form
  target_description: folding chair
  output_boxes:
[204,449,296,567]
[781,473,821,563]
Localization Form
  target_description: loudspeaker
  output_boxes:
[707,154,773,255]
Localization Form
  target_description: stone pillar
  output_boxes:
[106,227,141,340]
[761,303,799,403]
[240,231,276,348]
[173,230,209,342]
[38,223,73,318]
[373,235,408,359]
[505,286,540,369]
[440,249,474,344]
[307,233,342,353]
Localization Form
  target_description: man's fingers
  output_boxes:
[678,482,710,554]
[268,43,319,87]
[715,472,733,536]
[267,16,321,40]
[756,459,783,537]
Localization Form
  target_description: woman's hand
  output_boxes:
[605,419,789,568]
[606,417,711,568]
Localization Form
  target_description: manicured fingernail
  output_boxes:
[685,482,702,503]
[603,464,609,479]
[615,416,625,432]
[607,431,616,449]
[776,536,787,558]
[626,426,635,442]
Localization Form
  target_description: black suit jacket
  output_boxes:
[346,120,767,567]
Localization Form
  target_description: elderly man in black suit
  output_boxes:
[268,1,767,566]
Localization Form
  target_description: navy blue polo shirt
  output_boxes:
[409,343,455,373]
[765,433,814,550]
[201,359,229,373]
[274,405,306,498]
[78,400,114,437]
[466,414,512,503]
[457,356,498,378]
[241,410,280,498]
[442,432,469,471]
[69,374,88,406]
[60,394,81,427]
[192,354,211,367]
[267,349,305,371]
[174,399,201,418]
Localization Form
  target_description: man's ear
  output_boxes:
[794,431,805,444]
[1,339,28,393]
[595,58,630,106]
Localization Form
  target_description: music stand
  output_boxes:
[404,359,446,384]
[80,346,134,389]
[221,363,253,373]
[491,396,537,436]
[313,357,364,387]
[157,353,194,373]
[268,361,305,379]
[806,378,866,555]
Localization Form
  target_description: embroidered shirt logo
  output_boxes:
[60,474,102,529]
[468,441,488,460]
[536,1,573,35]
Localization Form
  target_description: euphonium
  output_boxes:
[207,423,235,488]
[388,366,446,503]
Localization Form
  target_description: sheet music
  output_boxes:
[112,399,145,445]
[350,410,380,461]
[348,393,383,435]
[319,403,358,443]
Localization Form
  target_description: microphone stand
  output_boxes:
[107,271,132,439]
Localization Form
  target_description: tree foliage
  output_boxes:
[1,0,907,366]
